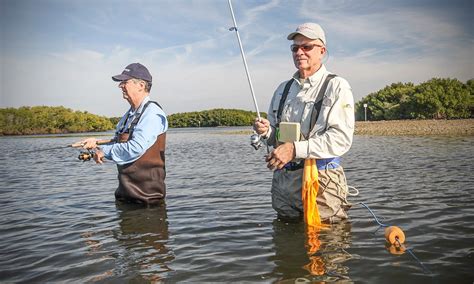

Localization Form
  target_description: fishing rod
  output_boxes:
[17,139,113,161]
[227,0,267,152]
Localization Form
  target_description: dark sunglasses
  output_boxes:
[290,44,324,53]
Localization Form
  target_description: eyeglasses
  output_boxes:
[290,44,324,53]
[119,80,132,87]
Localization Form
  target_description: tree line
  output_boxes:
[0,107,264,135]
[355,78,474,121]
[0,106,114,135]
[2,77,472,135]
[167,108,265,128]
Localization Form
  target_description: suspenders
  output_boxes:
[276,74,337,131]
[117,101,163,138]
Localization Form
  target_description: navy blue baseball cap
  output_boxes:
[112,63,152,82]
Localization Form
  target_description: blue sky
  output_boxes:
[1,0,473,117]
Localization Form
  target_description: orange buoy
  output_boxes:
[384,226,405,245]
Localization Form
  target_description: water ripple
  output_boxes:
[0,130,473,282]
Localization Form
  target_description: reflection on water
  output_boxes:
[111,203,173,282]
[271,219,353,282]
[77,202,173,282]
[0,129,473,282]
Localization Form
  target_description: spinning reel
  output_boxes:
[250,132,262,150]
[78,149,95,161]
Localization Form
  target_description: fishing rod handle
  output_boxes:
[70,139,113,148]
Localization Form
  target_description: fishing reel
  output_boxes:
[78,149,95,161]
[250,132,262,150]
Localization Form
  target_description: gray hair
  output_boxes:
[131,78,152,92]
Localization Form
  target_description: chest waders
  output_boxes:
[115,101,167,205]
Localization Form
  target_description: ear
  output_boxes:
[138,80,146,91]
[320,46,326,55]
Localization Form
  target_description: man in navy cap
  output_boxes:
[78,63,168,205]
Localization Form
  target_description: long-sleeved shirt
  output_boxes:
[265,65,354,159]
[100,96,168,165]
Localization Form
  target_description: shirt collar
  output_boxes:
[129,96,150,116]
[292,65,327,87]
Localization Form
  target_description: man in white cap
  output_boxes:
[253,23,355,223]
[77,63,168,205]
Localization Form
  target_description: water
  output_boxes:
[0,128,473,283]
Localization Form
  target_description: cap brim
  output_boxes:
[112,74,133,82]
[287,32,300,40]
[287,31,323,43]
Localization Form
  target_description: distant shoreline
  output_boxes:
[2,119,473,137]
[355,119,474,136]
[222,119,474,136]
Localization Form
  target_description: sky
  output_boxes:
[1,0,473,117]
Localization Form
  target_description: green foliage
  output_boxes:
[356,78,473,120]
[168,108,266,128]
[465,79,474,116]
[109,116,121,126]
[0,106,114,135]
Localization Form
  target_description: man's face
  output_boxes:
[118,79,142,101]
[291,34,326,75]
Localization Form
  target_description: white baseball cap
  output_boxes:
[287,23,326,45]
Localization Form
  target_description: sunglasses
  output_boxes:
[290,44,324,53]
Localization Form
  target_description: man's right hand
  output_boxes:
[79,138,98,149]
[253,118,270,136]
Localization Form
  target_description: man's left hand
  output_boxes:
[265,142,296,170]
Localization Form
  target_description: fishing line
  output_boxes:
[16,144,76,155]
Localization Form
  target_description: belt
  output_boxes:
[283,157,341,171]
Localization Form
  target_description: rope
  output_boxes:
[360,202,432,275]
[360,202,388,227]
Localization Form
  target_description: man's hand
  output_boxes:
[79,138,98,149]
[253,118,270,136]
[265,142,296,170]
[93,149,105,164]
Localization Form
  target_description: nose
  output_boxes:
[294,47,305,56]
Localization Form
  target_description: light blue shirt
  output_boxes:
[100,96,168,165]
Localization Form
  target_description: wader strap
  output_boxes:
[276,79,294,126]
[276,74,336,130]
[122,101,163,141]
[309,74,337,131]
[118,112,132,134]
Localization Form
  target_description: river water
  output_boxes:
[0,128,473,283]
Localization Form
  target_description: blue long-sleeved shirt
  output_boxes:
[100,96,168,165]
